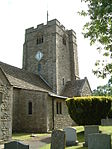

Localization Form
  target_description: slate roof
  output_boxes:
[61,78,89,97]
[0,61,52,92]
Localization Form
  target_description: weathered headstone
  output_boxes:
[101,118,112,126]
[51,129,66,149]
[83,125,99,147]
[63,127,78,146]
[4,141,29,149]
[88,133,111,149]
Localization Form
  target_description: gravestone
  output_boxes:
[101,118,112,126]
[4,141,29,149]
[83,125,99,147]
[63,127,78,146]
[88,133,111,149]
[51,129,66,149]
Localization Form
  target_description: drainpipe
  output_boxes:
[52,97,54,130]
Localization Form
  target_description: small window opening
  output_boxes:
[0,92,2,105]
[42,36,43,43]
[63,36,66,45]
[56,101,62,114]
[38,63,41,73]
[28,101,32,115]
[37,38,39,44]
[62,78,65,86]
[37,35,43,45]
[56,102,59,114]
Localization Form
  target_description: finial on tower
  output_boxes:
[47,10,49,24]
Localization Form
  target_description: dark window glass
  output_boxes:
[37,35,43,45]
[56,102,59,114]
[56,101,62,114]
[28,102,32,115]
[42,36,43,43]
[38,63,41,73]
[37,38,39,44]
[0,92,2,105]
[62,78,65,86]
[63,37,66,45]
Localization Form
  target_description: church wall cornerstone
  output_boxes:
[47,95,74,131]
[0,69,13,142]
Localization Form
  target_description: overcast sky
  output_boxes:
[0,0,108,90]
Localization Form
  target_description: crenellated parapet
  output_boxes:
[25,19,67,34]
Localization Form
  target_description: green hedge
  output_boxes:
[66,96,112,125]
[108,108,112,118]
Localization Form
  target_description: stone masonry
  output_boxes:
[0,19,92,141]
[23,19,79,95]
[0,68,13,142]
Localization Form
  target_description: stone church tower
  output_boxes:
[0,19,92,142]
[23,19,79,95]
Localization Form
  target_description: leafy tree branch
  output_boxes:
[80,0,112,78]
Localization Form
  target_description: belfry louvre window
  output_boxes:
[28,101,32,115]
[37,35,43,44]
[63,36,66,45]
[56,101,62,114]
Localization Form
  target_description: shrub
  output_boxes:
[108,108,112,118]
[66,96,112,125]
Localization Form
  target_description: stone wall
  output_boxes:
[0,69,13,142]
[81,79,92,96]
[23,20,57,93]
[47,95,74,131]
[0,85,12,142]
[53,98,74,129]
[13,88,48,132]
[13,88,74,133]
[46,95,53,131]
[12,88,21,132]
[23,19,79,95]
[56,25,71,94]
[68,30,79,80]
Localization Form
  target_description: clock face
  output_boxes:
[35,51,43,61]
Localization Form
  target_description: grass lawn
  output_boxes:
[12,133,49,141]
[12,126,112,149]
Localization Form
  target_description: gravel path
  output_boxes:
[0,135,51,149]
[22,135,51,149]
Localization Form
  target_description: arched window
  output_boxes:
[28,101,32,115]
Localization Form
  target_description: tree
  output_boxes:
[92,84,112,96]
[79,0,112,78]
[92,76,112,95]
